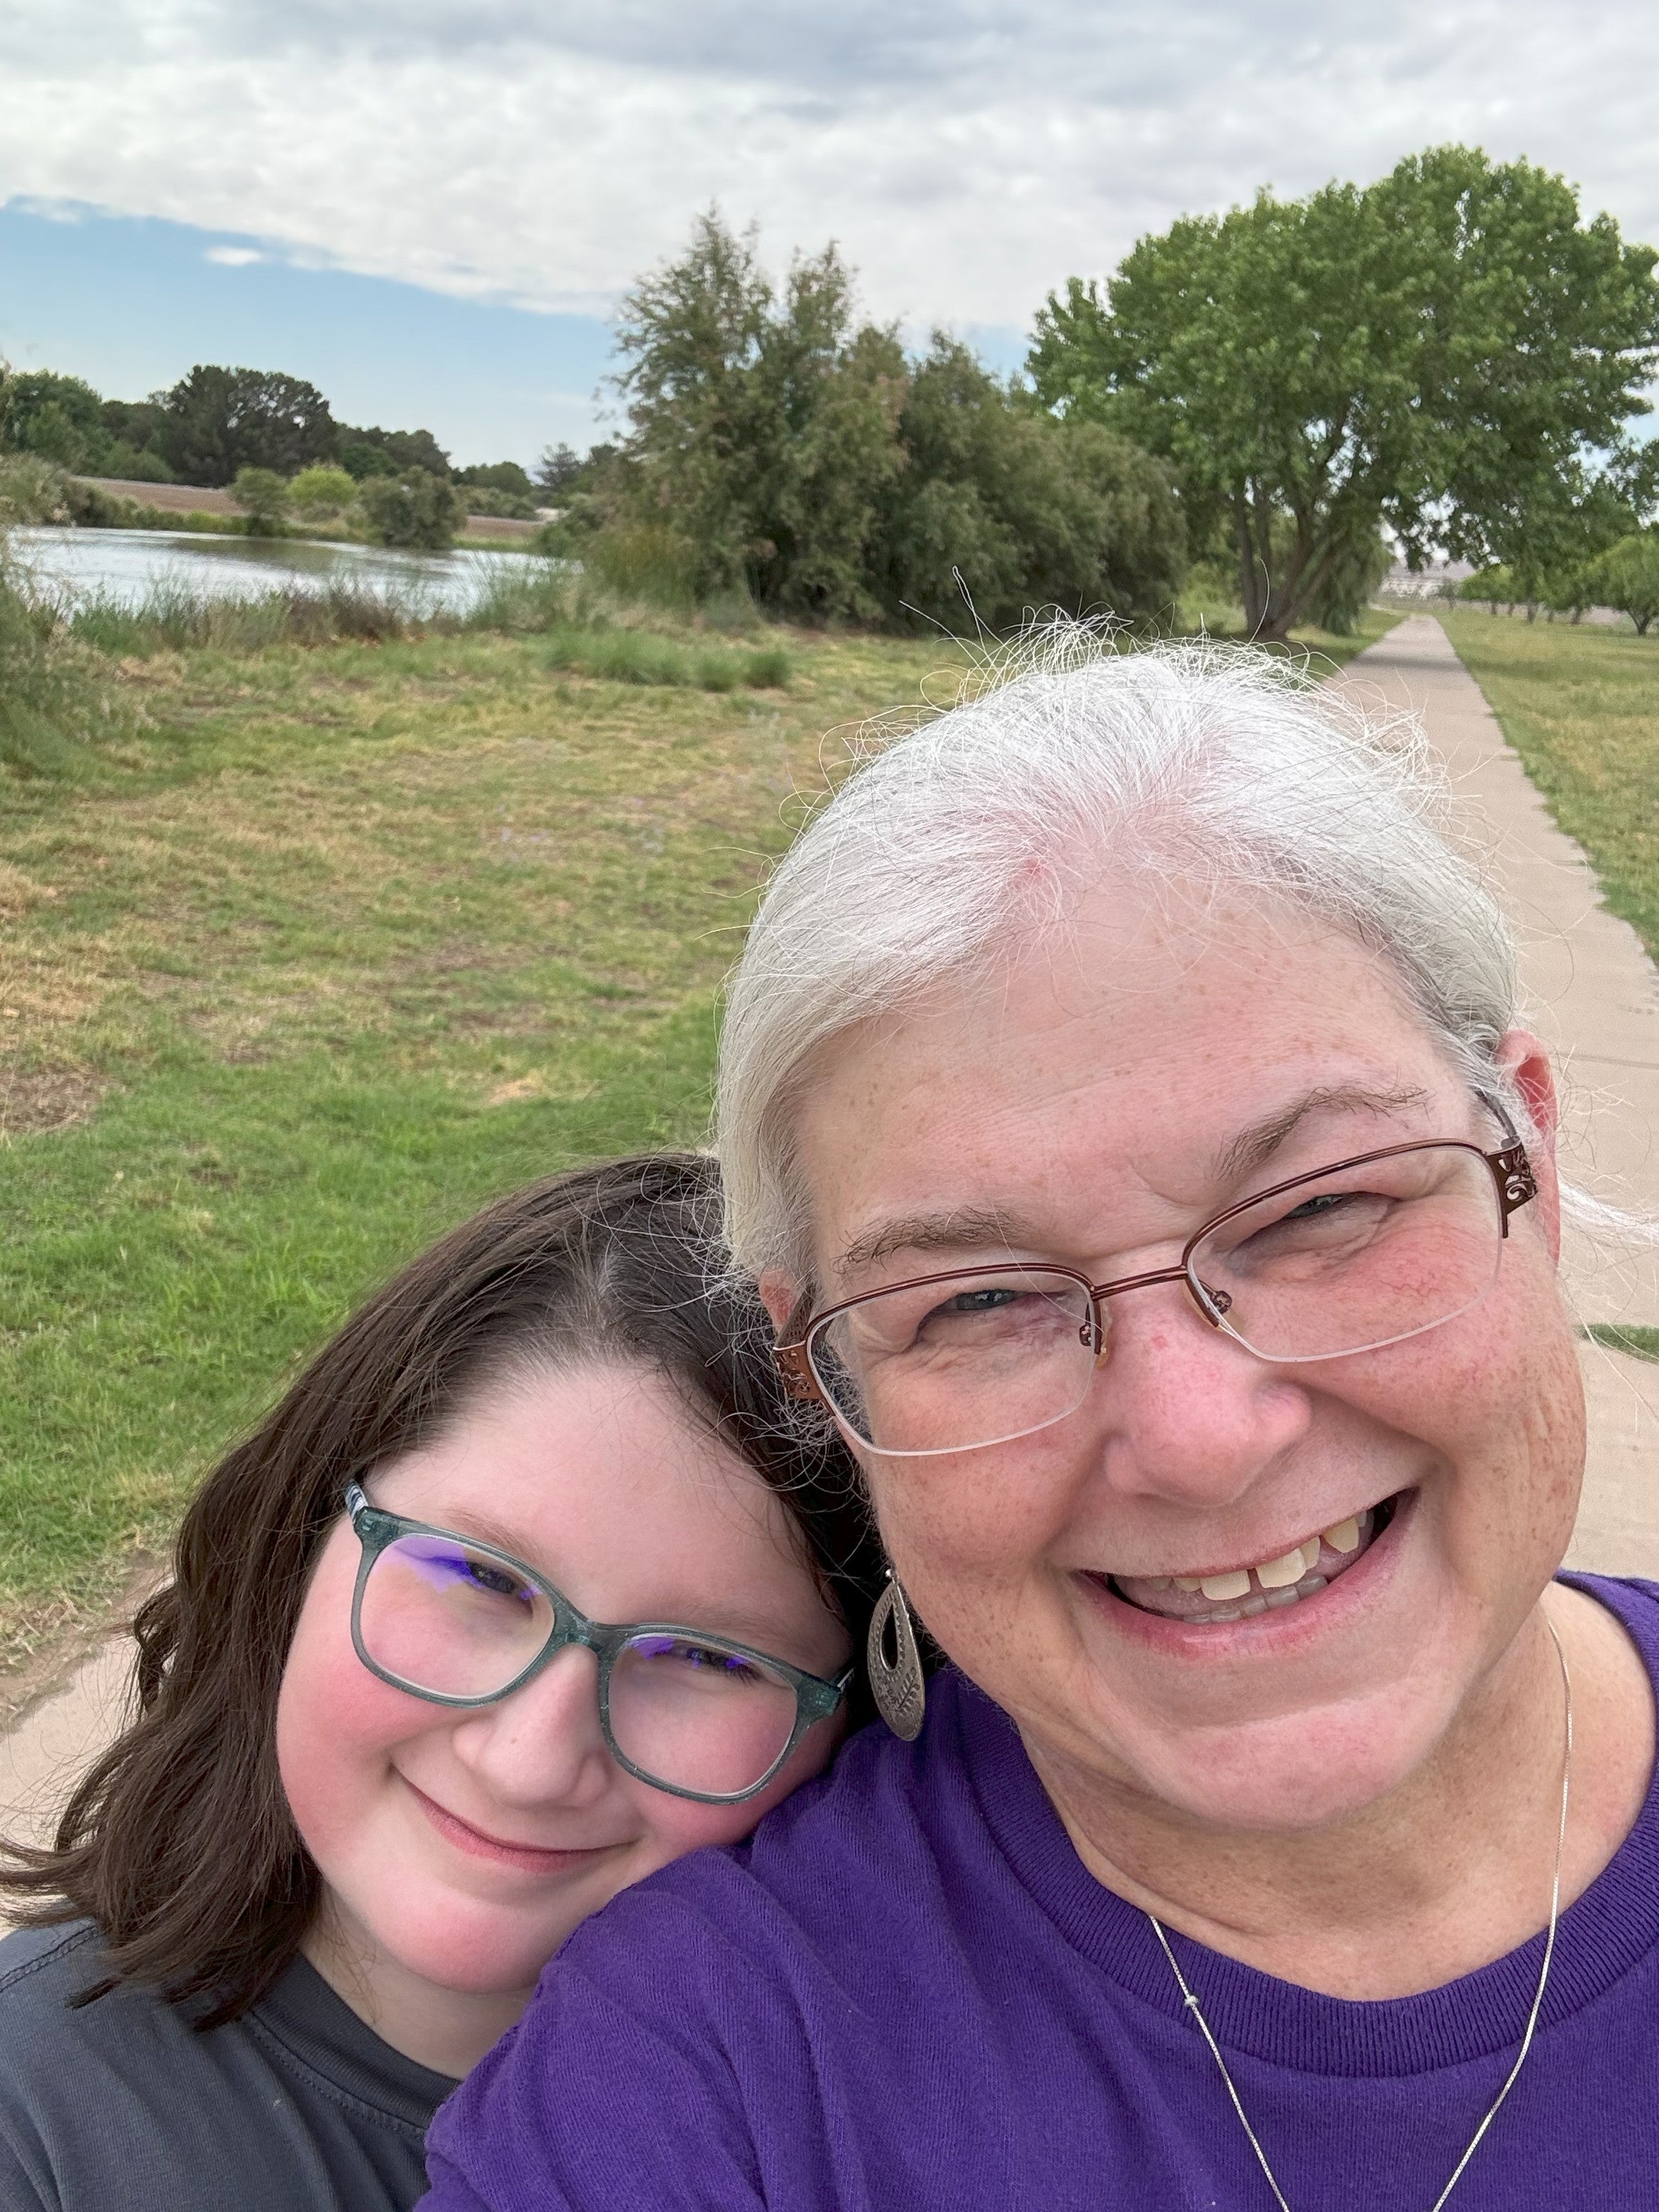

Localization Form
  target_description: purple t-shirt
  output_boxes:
[423,1573,1659,2209]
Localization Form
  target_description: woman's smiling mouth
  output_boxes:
[1102,1495,1402,1625]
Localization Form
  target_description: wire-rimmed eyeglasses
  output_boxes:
[775,1107,1538,1458]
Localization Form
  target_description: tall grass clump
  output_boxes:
[463,557,574,635]
[541,625,791,691]
[0,542,117,776]
[68,577,418,657]
[582,524,699,611]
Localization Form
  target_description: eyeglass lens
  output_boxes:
[809,1144,1505,1453]
[355,1531,804,1797]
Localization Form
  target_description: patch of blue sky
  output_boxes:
[0,201,617,467]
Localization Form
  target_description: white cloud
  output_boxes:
[203,244,263,265]
[2,0,1657,336]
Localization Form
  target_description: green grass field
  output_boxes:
[0,617,952,1671]
[1438,612,1659,966]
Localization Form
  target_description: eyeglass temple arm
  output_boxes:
[1476,1089,1538,1226]
[775,1287,831,1403]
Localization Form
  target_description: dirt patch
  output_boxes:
[0,1064,105,1140]
[0,1552,165,1734]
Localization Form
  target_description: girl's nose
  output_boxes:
[448,1644,617,1811]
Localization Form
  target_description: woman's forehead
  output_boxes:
[792,897,1463,1273]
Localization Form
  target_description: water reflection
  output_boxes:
[11,527,525,614]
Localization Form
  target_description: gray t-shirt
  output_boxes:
[0,1920,458,2211]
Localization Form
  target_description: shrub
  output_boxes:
[0,455,73,524]
[869,339,1186,633]
[289,466,360,519]
[232,467,292,537]
[460,486,538,520]
[359,469,462,552]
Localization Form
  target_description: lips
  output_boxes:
[1110,1497,1397,1625]
[403,1777,619,1873]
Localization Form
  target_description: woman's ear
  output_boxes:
[1494,1028,1560,1144]
[1494,1029,1562,1261]
[758,1271,802,1335]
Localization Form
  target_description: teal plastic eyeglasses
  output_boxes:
[345,1484,851,1804]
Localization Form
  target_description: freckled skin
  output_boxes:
[275,1363,850,2072]
[770,881,1649,1996]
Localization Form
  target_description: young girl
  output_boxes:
[0,1153,880,2212]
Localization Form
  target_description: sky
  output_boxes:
[3,0,1657,466]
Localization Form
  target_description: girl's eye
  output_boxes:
[635,1635,759,1679]
[461,1557,534,1603]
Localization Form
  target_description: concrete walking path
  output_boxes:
[4,612,1658,1874]
[1333,615,1659,1577]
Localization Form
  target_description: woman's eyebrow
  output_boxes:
[831,1087,1435,1279]
[835,1206,1040,1279]
[1211,1083,1433,1186]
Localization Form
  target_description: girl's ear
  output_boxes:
[758,1271,802,1335]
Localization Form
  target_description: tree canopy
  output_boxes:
[1029,147,1659,639]
[157,366,338,486]
[1590,531,1659,635]
[607,212,1186,626]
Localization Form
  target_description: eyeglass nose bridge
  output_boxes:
[1082,1262,1234,1357]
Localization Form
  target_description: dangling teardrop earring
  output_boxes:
[867,1569,926,1740]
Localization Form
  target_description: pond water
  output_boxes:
[10,526,532,615]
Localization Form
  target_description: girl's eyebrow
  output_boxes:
[431,1507,545,1562]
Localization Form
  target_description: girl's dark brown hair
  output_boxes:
[0,1151,881,2028]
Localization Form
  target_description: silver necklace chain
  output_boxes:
[1149,1619,1574,2212]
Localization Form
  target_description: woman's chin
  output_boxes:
[1111,1693,1454,1834]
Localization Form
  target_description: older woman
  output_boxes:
[423,637,1659,2211]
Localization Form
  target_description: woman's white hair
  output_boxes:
[716,625,1536,1287]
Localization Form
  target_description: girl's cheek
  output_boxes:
[276,1559,424,1852]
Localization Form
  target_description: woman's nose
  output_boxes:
[1085,1284,1312,1506]
[448,1644,616,1810]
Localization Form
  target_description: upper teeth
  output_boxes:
[1167,1516,1365,1601]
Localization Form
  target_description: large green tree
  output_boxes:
[869,336,1186,629]
[1029,148,1659,640]
[610,212,905,617]
[157,366,337,486]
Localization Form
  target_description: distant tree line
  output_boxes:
[0,364,581,514]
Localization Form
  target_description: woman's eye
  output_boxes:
[1281,1193,1353,1223]
[942,1287,1019,1314]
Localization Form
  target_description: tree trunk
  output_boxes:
[1234,497,1267,638]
